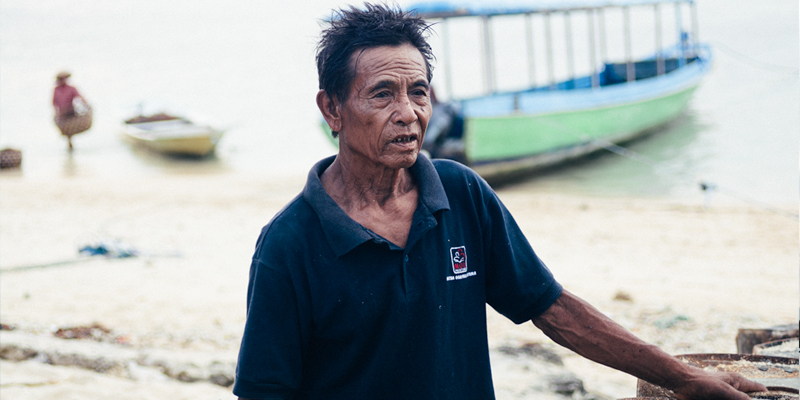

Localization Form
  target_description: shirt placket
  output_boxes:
[402,204,439,298]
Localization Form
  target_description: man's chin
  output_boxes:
[381,152,419,170]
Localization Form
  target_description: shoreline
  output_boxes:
[1,172,797,399]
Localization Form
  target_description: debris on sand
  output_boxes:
[54,323,114,342]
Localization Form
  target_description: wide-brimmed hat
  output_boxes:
[56,71,71,80]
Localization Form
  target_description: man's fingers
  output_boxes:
[676,372,770,400]
[728,374,768,394]
[718,371,768,397]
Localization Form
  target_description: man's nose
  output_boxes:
[392,94,418,126]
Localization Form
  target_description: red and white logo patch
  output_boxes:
[450,246,467,274]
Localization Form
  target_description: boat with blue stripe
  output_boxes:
[408,0,712,183]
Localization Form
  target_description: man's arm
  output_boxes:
[532,290,767,400]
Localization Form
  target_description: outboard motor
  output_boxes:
[423,100,466,164]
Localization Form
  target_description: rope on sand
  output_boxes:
[710,40,798,76]
[0,257,119,273]
[534,118,799,220]
[0,240,181,274]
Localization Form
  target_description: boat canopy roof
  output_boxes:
[408,0,694,18]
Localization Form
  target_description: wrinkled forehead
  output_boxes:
[349,44,429,85]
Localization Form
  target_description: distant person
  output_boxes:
[53,71,91,151]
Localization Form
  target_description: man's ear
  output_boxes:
[316,90,342,134]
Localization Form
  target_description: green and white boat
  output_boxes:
[409,0,712,183]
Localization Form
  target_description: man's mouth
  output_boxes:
[391,135,418,144]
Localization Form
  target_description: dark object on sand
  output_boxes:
[738,325,799,354]
[79,239,138,258]
[53,323,113,341]
[0,148,21,169]
[754,338,800,359]
[0,323,16,331]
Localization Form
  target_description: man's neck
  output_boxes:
[321,155,419,248]
[321,156,416,211]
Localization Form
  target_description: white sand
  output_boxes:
[1,171,796,399]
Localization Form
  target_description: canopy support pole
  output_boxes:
[623,6,635,82]
[545,12,555,89]
[588,9,599,88]
[690,1,699,58]
[525,13,536,88]
[655,3,664,75]
[675,2,686,67]
[565,11,575,88]
[481,15,496,95]
[441,18,453,100]
[599,7,608,66]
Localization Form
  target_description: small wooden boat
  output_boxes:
[342,0,711,184]
[122,113,224,157]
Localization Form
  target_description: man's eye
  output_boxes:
[412,90,428,97]
[375,91,391,98]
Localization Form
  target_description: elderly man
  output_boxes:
[234,4,765,400]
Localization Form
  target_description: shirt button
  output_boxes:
[404,255,409,262]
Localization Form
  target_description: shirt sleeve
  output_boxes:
[479,180,563,324]
[233,229,309,399]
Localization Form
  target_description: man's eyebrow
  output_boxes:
[368,79,429,93]
[411,80,429,89]
[369,80,395,92]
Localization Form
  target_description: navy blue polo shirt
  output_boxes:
[234,155,562,400]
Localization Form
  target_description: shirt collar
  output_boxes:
[302,154,450,258]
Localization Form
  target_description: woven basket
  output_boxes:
[56,100,92,137]
[0,148,22,169]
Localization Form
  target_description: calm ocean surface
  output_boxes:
[1,0,797,211]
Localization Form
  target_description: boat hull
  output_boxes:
[122,119,223,157]
[459,57,710,182]
[467,84,700,181]
[125,134,220,156]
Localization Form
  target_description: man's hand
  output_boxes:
[671,370,767,400]
[532,290,768,400]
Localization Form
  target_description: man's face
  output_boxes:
[338,43,431,171]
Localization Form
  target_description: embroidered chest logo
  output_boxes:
[447,246,476,282]
[450,246,468,274]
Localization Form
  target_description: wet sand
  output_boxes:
[1,171,796,399]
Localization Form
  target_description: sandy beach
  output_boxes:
[0,170,796,399]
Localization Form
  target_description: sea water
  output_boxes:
[1,0,797,211]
